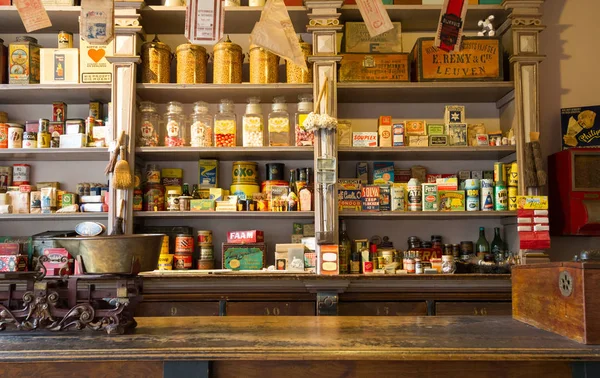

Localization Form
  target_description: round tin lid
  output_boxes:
[214,35,242,53]
[142,35,171,52]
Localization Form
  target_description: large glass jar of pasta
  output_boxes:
[137,101,160,147]
[213,36,243,84]
[176,43,207,84]
[190,101,213,147]
[214,99,236,147]
[268,97,290,146]
[141,35,171,83]
[164,101,186,147]
[243,97,263,147]
[249,44,279,84]
[286,36,312,84]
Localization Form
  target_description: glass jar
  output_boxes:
[141,35,171,84]
[268,97,290,146]
[190,101,213,147]
[286,35,312,84]
[137,101,160,147]
[214,99,236,147]
[249,44,279,84]
[164,101,186,147]
[213,36,243,84]
[295,94,314,146]
[243,97,264,147]
[176,43,207,84]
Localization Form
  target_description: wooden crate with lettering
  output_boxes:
[513,262,600,344]
[410,37,504,82]
[339,54,410,82]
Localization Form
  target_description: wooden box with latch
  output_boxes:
[512,260,600,344]
[339,54,410,82]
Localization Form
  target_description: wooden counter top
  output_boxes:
[1,316,599,363]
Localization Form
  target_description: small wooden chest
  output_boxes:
[513,262,600,344]
[339,54,410,82]
[410,37,503,82]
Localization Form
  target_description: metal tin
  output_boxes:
[200,246,214,260]
[508,186,518,211]
[141,35,172,84]
[158,254,173,270]
[37,118,49,133]
[166,190,180,211]
[143,183,165,211]
[197,259,214,270]
[174,234,194,255]
[0,123,8,148]
[65,119,85,134]
[12,164,30,185]
[178,196,192,211]
[493,162,506,184]
[466,196,479,212]
[407,178,422,211]
[0,166,11,191]
[146,164,161,184]
[232,161,259,185]
[213,36,243,84]
[509,162,519,187]
[197,230,213,246]
[422,183,438,211]
[286,36,312,84]
[133,188,144,210]
[380,249,394,265]
[176,43,207,84]
[22,132,37,148]
[37,131,50,148]
[494,185,508,211]
[57,31,73,49]
[74,222,105,237]
[7,124,23,148]
[9,36,41,84]
[173,254,192,270]
[51,136,60,148]
[249,44,279,84]
[480,179,494,211]
[160,235,169,255]
[266,163,285,181]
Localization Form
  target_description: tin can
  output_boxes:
[494,185,508,211]
[380,249,394,265]
[178,196,192,211]
[480,179,494,211]
[174,234,194,255]
[160,235,169,255]
[22,132,37,148]
[85,116,95,146]
[391,184,405,211]
[286,36,312,84]
[37,131,50,148]
[466,196,479,212]
[157,254,173,270]
[9,36,40,84]
[232,161,259,185]
[12,164,30,185]
[197,230,213,246]
[200,246,214,260]
[493,162,506,184]
[143,183,165,211]
[422,183,438,211]
[38,118,49,133]
[57,31,73,49]
[141,35,172,84]
[508,186,518,211]
[197,259,214,270]
[133,189,143,211]
[173,254,192,270]
[83,183,91,196]
[249,44,279,84]
[0,123,8,148]
[415,258,423,274]
[509,162,518,187]
[213,36,243,84]
[266,163,285,181]
[50,136,60,148]
[176,43,207,84]
[407,178,422,211]
[7,124,23,148]
[166,190,180,211]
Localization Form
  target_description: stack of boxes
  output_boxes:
[517,196,551,263]
[222,230,266,271]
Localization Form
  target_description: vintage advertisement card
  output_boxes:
[13,0,52,33]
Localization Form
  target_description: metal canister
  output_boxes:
[379,249,394,265]
[23,132,37,148]
[50,135,60,148]
[286,36,312,84]
[197,259,215,270]
[200,246,214,260]
[37,131,50,148]
[176,43,207,84]
[12,163,30,185]
[494,184,508,211]
[465,179,480,212]
[57,31,73,49]
[141,35,172,84]
[213,36,243,84]
[232,161,259,185]
[157,254,173,270]
[493,162,506,184]
[0,123,8,148]
[480,179,494,211]
[460,241,474,261]
[146,164,161,184]
[174,234,194,255]
[509,161,519,187]
[7,124,23,148]
[508,186,518,210]
[173,254,192,270]
[249,44,279,84]
[160,235,169,255]
[197,230,213,247]
[407,178,422,211]
[266,163,285,181]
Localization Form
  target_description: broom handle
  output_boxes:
[314,77,328,114]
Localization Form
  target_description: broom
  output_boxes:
[113,145,133,189]
[104,130,126,176]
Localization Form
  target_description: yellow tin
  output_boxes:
[213,36,243,84]
[508,186,518,211]
[160,235,169,254]
[157,254,173,270]
[286,36,312,84]
[509,162,519,187]
[249,44,279,84]
[141,35,172,84]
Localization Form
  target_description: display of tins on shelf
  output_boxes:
[176,43,207,84]
[213,36,243,84]
[141,35,172,84]
[249,44,279,84]
[286,35,312,84]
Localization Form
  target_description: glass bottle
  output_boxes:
[190,101,213,147]
[137,101,160,147]
[491,227,504,263]
[164,101,186,147]
[192,184,200,199]
[242,97,264,147]
[298,168,313,211]
[268,97,290,146]
[296,168,307,194]
[295,94,314,146]
[339,219,351,274]
[287,169,298,211]
[214,99,237,147]
[182,183,190,197]
[350,242,361,274]
[475,226,490,260]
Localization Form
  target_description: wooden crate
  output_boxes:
[339,54,410,82]
[513,262,600,344]
[410,37,503,82]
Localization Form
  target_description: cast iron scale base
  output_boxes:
[0,266,142,335]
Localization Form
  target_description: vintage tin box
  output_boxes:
[338,178,362,211]
[339,54,410,82]
[344,22,403,53]
[9,36,41,84]
[410,37,503,82]
[222,242,266,270]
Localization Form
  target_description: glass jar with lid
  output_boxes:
[249,44,279,84]
[176,43,207,84]
[213,36,243,84]
[141,35,172,84]
[137,101,160,147]
[268,97,290,146]
[164,101,186,147]
[190,101,213,147]
[286,35,312,84]
[214,99,237,147]
[243,97,264,147]
[295,94,314,146]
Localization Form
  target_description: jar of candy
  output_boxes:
[295,94,314,146]
[268,97,290,146]
[190,101,213,147]
[137,101,160,147]
[214,99,236,147]
[243,97,264,147]
[164,101,186,147]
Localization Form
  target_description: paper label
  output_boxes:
[13,0,52,33]
[187,0,224,45]
[80,0,114,45]
[355,0,394,38]
[435,0,468,52]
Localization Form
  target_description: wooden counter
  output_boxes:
[1,316,599,378]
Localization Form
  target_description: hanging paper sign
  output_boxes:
[355,0,394,38]
[186,0,224,45]
[80,0,114,45]
[13,0,52,33]
[435,0,468,52]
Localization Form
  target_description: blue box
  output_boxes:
[561,105,600,149]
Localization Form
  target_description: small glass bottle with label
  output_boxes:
[190,101,213,147]
[242,97,264,147]
[295,94,314,146]
[137,101,160,147]
[268,97,290,146]
[164,101,187,147]
[214,99,237,147]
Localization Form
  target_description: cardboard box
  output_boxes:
[339,54,410,82]
[0,255,28,272]
[222,243,266,270]
[373,162,394,185]
[408,135,428,147]
[429,135,448,146]
[0,243,20,255]
[353,132,378,147]
[517,196,549,210]
[42,247,73,276]
[427,124,445,136]
[448,124,468,146]
[80,39,114,83]
[361,185,380,211]
[59,133,86,148]
[405,120,427,136]
[337,120,353,147]
[393,123,405,146]
[439,190,465,211]
[198,159,218,188]
[209,188,229,201]
[391,183,405,211]
[379,185,391,211]
[319,244,339,275]
[356,162,369,182]
[227,230,265,244]
[436,177,459,191]
[338,178,362,211]
[379,125,392,147]
[395,168,411,183]
[344,22,403,53]
[445,105,466,124]
[40,48,79,84]
[561,105,600,149]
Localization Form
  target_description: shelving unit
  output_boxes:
[134,211,315,219]
[0,84,112,105]
[0,213,106,221]
[339,211,516,219]
[0,148,109,161]
[136,147,314,161]
[337,146,516,161]
[0,6,81,33]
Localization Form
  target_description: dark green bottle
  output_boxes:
[491,227,504,263]
[475,227,490,260]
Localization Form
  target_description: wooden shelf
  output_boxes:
[337,82,514,104]
[136,83,312,104]
[0,84,112,105]
[136,147,314,161]
[0,213,107,221]
[0,148,109,161]
[340,211,516,219]
[0,6,81,34]
[338,146,516,161]
[134,211,314,219]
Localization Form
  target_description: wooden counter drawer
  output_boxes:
[338,301,427,316]
[135,302,219,317]
[435,302,512,316]
[226,302,315,316]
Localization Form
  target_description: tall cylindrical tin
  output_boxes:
[141,35,172,84]
[57,31,73,49]
[494,185,508,211]
[509,161,519,187]
[480,179,494,211]
[493,162,506,184]
[407,178,422,211]
[213,36,243,84]
[508,186,518,211]
[286,36,312,84]
[249,44,279,84]
[465,179,480,212]
[176,43,207,84]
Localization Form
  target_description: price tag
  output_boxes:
[355,0,394,38]
[13,0,52,33]
[186,0,224,45]
[435,0,468,52]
